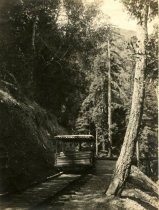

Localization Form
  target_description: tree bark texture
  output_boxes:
[106,5,148,196]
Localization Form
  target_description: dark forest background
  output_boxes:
[0,0,157,192]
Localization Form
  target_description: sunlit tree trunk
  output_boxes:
[136,140,140,167]
[95,127,98,156]
[106,5,148,196]
[101,77,106,152]
[107,39,112,157]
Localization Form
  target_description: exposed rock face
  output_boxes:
[0,90,65,193]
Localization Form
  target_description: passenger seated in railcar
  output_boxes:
[54,135,95,170]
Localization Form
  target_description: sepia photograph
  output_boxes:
[0,0,158,209]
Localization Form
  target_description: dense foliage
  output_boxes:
[121,0,158,22]
[76,27,135,154]
[0,0,157,158]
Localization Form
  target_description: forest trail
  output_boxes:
[0,160,115,210]
[34,160,115,210]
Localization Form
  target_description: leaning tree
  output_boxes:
[106,0,158,200]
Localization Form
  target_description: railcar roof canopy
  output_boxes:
[54,135,94,141]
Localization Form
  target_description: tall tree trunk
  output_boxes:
[32,15,38,54]
[106,5,148,196]
[107,39,112,157]
[136,140,140,167]
[30,15,38,98]
[101,77,106,151]
[95,127,98,156]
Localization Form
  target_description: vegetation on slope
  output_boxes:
[0,88,65,193]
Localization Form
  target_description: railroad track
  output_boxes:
[0,173,81,210]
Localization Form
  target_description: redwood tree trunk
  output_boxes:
[106,5,148,196]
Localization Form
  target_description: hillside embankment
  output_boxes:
[0,89,65,193]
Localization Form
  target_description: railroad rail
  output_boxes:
[0,173,81,209]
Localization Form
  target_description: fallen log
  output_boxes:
[129,165,159,197]
[122,188,159,209]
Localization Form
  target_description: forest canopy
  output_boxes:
[0,0,157,159]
